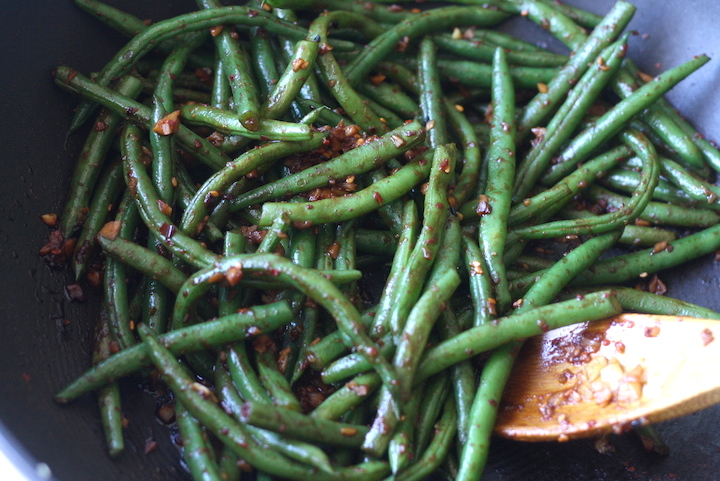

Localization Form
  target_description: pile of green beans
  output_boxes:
[47,1,720,480]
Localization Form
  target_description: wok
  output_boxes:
[1,1,719,480]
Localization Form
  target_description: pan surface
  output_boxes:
[0,1,718,480]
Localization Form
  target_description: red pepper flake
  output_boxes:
[487,298,497,316]
[64,69,78,84]
[95,121,108,132]
[340,427,359,436]
[248,9,259,17]
[370,73,386,85]
[292,58,310,71]
[156,199,173,216]
[159,222,176,238]
[225,264,244,287]
[701,328,715,346]
[536,319,549,332]
[476,195,492,216]
[390,134,406,148]
[319,42,334,55]
[373,191,384,205]
[644,325,660,338]
[152,110,181,136]
[277,346,292,374]
[208,272,225,284]
[327,241,341,259]
[97,221,121,241]
[40,213,58,227]
[395,36,410,53]
[346,381,370,396]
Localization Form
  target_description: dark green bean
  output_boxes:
[60,75,143,238]
[479,48,516,313]
[231,120,425,211]
[516,1,636,139]
[543,55,709,185]
[55,301,293,403]
[138,325,391,481]
[415,290,621,382]
[343,6,509,87]
[240,400,368,447]
[258,150,433,227]
[176,401,224,481]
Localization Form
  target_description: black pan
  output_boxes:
[1,1,718,480]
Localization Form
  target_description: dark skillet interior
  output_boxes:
[0,1,718,480]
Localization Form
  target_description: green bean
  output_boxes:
[505,0,588,50]
[436,307,475,446]
[74,0,147,37]
[254,335,303,412]
[180,134,325,237]
[517,0,636,139]
[415,374,450,455]
[543,55,709,185]
[565,287,720,321]
[72,159,124,279]
[214,361,335,473]
[61,75,143,238]
[138,325,391,481]
[658,156,720,205]
[612,69,705,173]
[431,34,568,67]
[147,37,205,335]
[91,310,124,457]
[511,35,629,201]
[121,123,220,268]
[217,447,241,481]
[343,6,509,87]
[534,0,603,28]
[68,5,344,132]
[356,81,420,121]
[97,235,187,293]
[415,290,621,382]
[479,48,516,313]
[571,222,720,287]
[264,39,319,120]
[240,400,368,447]
[418,38,448,149]
[173,254,398,396]
[387,146,456,338]
[601,165,694,206]
[258,149,433,227]
[103,192,140,351]
[439,59,560,89]
[584,185,720,228]
[231,120,425,211]
[388,383,422,474]
[308,14,387,133]
[355,228,397,256]
[179,104,313,140]
[54,66,230,171]
[513,129,659,239]
[461,234,495,327]
[391,398,457,481]
[559,208,678,247]
[310,372,381,421]
[393,268,460,400]
[507,145,632,228]
[176,401,224,481]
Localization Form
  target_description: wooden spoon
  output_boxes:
[495,313,720,442]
